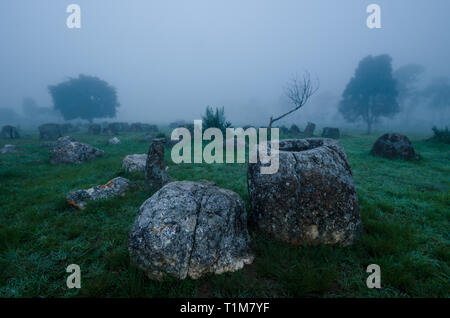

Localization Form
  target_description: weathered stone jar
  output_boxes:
[247,138,362,246]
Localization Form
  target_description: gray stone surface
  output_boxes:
[322,127,340,139]
[39,123,61,140]
[0,144,18,154]
[66,177,130,210]
[122,154,147,173]
[128,180,254,280]
[144,138,171,191]
[50,136,105,164]
[247,138,362,246]
[109,137,120,145]
[371,133,418,160]
[1,125,20,139]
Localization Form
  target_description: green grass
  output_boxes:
[0,131,448,297]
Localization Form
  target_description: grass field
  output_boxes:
[0,130,449,297]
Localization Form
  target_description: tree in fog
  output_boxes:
[393,64,425,126]
[422,76,450,127]
[394,64,425,108]
[268,71,319,129]
[48,74,119,123]
[339,54,399,134]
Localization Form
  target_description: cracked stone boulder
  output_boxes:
[144,138,171,191]
[1,125,20,139]
[122,154,147,173]
[247,138,362,246]
[128,180,254,280]
[50,136,105,164]
[371,133,418,160]
[66,177,130,210]
[39,123,61,140]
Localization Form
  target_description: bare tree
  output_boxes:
[268,71,319,129]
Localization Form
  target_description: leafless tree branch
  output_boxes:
[269,71,319,129]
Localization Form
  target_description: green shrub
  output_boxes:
[202,106,232,133]
[430,126,450,144]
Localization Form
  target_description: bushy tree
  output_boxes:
[202,106,232,133]
[339,54,399,134]
[431,126,450,144]
[48,74,119,123]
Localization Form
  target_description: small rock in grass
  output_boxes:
[109,137,120,145]
[0,144,18,154]
[371,133,418,161]
[66,177,130,210]
[50,136,105,165]
[122,154,147,173]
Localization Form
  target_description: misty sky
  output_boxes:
[1,0,450,126]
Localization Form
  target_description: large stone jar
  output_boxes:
[247,138,362,246]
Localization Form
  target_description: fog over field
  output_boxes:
[1,0,449,132]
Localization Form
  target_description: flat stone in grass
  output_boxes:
[0,144,18,154]
[66,177,130,210]
[128,180,254,280]
[50,136,105,164]
[122,154,147,173]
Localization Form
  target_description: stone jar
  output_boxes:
[247,138,362,246]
